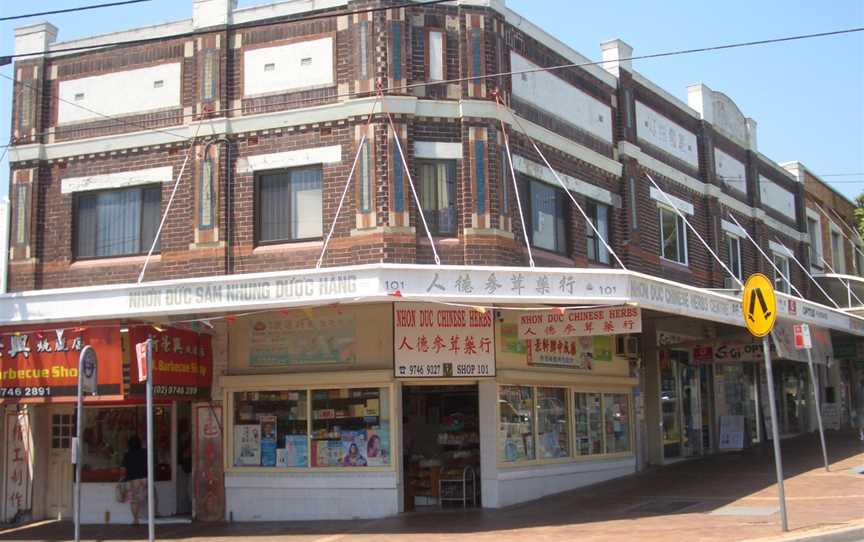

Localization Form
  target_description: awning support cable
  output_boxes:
[493,93,534,268]
[316,93,381,269]
[645,173,743,289]
[772,236,841,309]
[727,213,806,298]
[138,121,204,283]
[820,256,864,307]
[378,84,440,265]
[501,96,626,270]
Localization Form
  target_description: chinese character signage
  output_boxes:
[248,308,355,367]
[128,326,213,399]
[526,336,612,370]
[194,404,224,521]
[394,303,495,378]
[517,306,641,340]
[4,410,33,521]
[0,327,123,402]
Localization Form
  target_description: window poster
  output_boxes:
[259,415,277,467]
[527,336,594,370]
[366,422,389,467]
[234,424,261,466]
[279,435,308,468]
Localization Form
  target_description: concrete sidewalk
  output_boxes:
[2,431,863,542]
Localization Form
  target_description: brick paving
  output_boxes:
[2,431,862,542]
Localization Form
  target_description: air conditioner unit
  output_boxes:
[615,335,640,359]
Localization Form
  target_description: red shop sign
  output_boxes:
[0,326,124,403]
[128,327,213,400]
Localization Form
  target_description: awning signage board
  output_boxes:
[517,306,641,339]
[128,326,213,399]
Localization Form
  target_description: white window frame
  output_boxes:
[658,205,688,266]
[771,252,791,294]
[805,211,822,271]
[829,224,846,274]
[727,234,742,281]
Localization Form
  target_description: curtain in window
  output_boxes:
[291,168,322,239]
[595,204,610,264]
[531,182,565,253]
[260,172,291,242]
[96,189,141,257]
[419,162,455,235]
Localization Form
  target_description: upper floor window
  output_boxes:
[586,201,610,264]
[519,179,568,255]
[659,206,687,265]
[75,186,161,259]
[830,229,846,274]
[807,216,822,268]
[428,30,444,81]
[727,234,742,281]
[418,160,456,236]
[772,252,791,294]
[256,167,322,244]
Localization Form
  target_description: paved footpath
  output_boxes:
[2,431,863,542]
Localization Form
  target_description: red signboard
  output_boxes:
[0,326,124,402]
[128,327,213,399]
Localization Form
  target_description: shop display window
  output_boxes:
[231,387,391,469]
[310,387,390,467]
[574,392,603,456]
[498,385,535,462]
[603,393,631,454]
[233,390,308,467]
[80,406,172,482]
[537,387,569,459]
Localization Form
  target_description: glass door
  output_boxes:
[660,352,682,459]
[680,364,702,457]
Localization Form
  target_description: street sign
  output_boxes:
[135,341,149,382]
[80,346,98,394]
[742,274,777,337]
[793,324,812,350]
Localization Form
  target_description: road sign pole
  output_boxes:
[74,351,84,542]
[805,348,829,472]
[762,335,788,532]
[146,338,155,542]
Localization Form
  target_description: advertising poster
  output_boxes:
[394,303,495,378]
[259,415,277,467]
[4,411,33,521]
[365,423,390,467]
[128,326,214,399]
[340,430,368,467]
[500,322,527,354]
[0,326,123,402]
[527,336,594,370]
[249,308,356,367]
[234,424,261,466]
[718,415,745,450]
[280,435,308,467]
[194,404,224,522]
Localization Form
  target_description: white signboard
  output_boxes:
[821,403,841,430]
[718,415,745,450]
[517,306,641,339]
[394,303,495,378]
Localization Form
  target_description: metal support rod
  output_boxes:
[763,335,789,532]
[805,348,829,472]
[146,338,155,542]
[74,353,84,541]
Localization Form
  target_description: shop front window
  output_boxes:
[537,387,569,459]
[499,385,535,462]
[234,390,308,467]
[311,387,390,467]
[80,406,172,482]
[603,393,631,454]
[574,392,602,456]
[231,387,391,469]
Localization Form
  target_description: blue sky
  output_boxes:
[1,0,862,201]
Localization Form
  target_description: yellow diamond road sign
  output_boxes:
[742,273,777,337]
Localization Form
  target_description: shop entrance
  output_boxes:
[402,385,480,511]
[661,350,708,461]
[47,406,75,519]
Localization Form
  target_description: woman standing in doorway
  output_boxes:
[122,436,148,524]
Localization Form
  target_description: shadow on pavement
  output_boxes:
[2,431,862,541]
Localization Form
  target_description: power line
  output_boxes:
[0,0,153,22]
[4,0,454,59]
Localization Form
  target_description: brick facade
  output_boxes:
[7,0,847,299]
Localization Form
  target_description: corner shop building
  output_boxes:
[1,263,862,522]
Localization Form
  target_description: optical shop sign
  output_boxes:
[0,327,123,402]
[394,303,495,378]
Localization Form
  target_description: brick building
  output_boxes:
[1,0,863,525]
